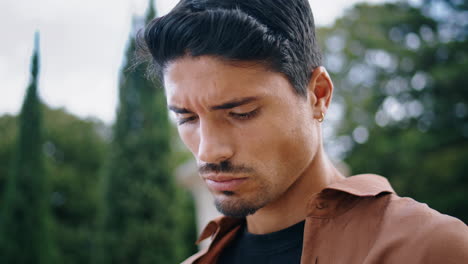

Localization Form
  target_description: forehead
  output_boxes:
[163,56,294,106]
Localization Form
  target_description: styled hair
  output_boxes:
[136,0,322,97]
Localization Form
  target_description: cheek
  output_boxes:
[261,112,316,178]
[178,126,199,155]
[237,107,314,162]
[284,114,317,160]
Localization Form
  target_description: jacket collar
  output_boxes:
[196,216,243,244]
[196,174,394,243]
[324,174,394,197]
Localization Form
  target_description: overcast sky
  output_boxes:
[0,0,395,124]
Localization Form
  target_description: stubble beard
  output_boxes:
[213,185,272,218]
[199,161,274,218]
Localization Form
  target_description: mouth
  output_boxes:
[203,174,248,192]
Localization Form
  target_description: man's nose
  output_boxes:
[197,121,234,164]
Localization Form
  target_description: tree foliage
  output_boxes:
[0,33,55,264]
[318,2,467,221]
[45,107,109,264]
[97,1,197,263]
[0,106,110,264]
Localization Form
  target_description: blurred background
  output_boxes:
[0,0,466,263]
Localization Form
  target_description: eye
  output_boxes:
[229,109,260,120]
[177,115,198,125]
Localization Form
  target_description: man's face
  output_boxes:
[165,56,319,217]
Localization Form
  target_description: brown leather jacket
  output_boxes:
[182,174,468,264]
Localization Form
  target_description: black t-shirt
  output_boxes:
[217,220,305,264]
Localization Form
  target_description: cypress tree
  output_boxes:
[98,1,194,263]
[0,32,55,264]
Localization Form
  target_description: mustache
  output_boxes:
[198,161,254,174]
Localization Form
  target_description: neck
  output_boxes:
[246,146,344,234]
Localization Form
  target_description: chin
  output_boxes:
[214,195,265,218]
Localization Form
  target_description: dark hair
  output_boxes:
[136,0,322,97]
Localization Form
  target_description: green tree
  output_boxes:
[97,1,197,263]
[318,2,467,221]
[0,33,56,264]
[0,106,110,264]
[0,114,17,192]
[44,107,109,264]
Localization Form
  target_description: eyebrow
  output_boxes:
[210,96,259,110]
[168,96,260,114]
[168,105,192,114]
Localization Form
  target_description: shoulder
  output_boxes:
[378,194,468,263]
[325,174,468,263]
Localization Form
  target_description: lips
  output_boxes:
[204,174,248,192]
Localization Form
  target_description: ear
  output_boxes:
[308,67,334,121]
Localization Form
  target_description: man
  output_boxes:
[137,0,468,263]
